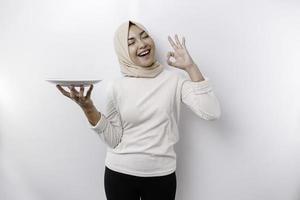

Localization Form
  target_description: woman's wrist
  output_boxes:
[184,63,205,82]
[81,102,96,113]
[81,103,101,126]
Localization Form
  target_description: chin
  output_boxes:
[141,60,155,67]
[137,55,156,67]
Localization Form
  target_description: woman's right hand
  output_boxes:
[56,84,94,109]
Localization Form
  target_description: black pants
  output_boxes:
[104,166,177,200]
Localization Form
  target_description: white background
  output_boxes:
[1,0,300,200]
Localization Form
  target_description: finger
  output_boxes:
[167,51,174,58]
[56,85,71,98]
[167,58,175,67]
[175,34,183,48]
[68,85,79,95]
[79,85,84,97]
[68,86,78,99]
[86,84,93,98]
[168,35,178,50]
[67,86,74,98]
[166,52,175,67]
[182,36,186,49]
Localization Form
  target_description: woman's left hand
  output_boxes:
[167,34,196,71]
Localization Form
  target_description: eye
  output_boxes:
[142,34,149,39]
[128,41,134,46]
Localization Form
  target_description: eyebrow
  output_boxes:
[128,30,146,40]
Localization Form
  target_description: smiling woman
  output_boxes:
[127,22,156,67]
[86,20,221,200]
[113,20,164,78]
[56,19,221,200]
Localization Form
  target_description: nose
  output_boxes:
[137,39,147,49]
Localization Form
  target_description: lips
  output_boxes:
[137,49,151,57]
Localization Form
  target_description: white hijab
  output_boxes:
[113,20,164,78]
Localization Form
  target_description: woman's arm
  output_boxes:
[87,81,123,149]
[166,35,221,120]
[185,63,205,82]
[56,83,122,148]
[82,104,101,126]
[56,84,102,125]
[180,75,221,120]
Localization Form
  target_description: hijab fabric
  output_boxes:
[113,20,164,78]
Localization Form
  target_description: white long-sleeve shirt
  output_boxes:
[89,69,221,177]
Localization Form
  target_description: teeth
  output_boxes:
[138,50,150,56]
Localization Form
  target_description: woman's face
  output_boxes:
[128,24,156,67]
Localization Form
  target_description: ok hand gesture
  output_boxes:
[167,34,196,71]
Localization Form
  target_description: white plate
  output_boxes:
[46,79,102,87]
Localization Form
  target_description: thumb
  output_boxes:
[86,84,94,98]
[166,51,175,67]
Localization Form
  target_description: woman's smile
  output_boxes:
[137,49,151,60]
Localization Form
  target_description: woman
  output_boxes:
[56,20,221,200]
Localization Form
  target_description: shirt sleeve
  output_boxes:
[180,74,221,120]
[88,80,123,149]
